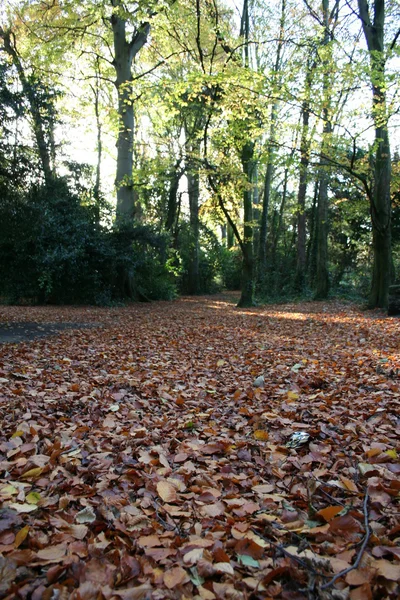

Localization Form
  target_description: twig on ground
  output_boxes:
[250,528,328,579]
[321,490,370,590]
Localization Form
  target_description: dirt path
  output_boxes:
[0,296,399,599]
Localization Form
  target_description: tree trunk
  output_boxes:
[315,158,330,298]
[91,64,102,223]
[307,180,319,284]
[227,222,235,248]
[357,0,391,308]
[238,141,255,307]
[295,59,315,291]
[257,0,286,287]
[271,168,289,293]
[187,143,201,295]
[1,27,54,187]
[165,164,182,233]
[314,0,331,300]
[111,0,150,225]
[258,144,274,284]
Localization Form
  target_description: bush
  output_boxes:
[0,179,176,304]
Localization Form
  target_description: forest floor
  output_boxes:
[0,294,399,600]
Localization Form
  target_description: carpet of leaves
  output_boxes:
[0,295,399,600]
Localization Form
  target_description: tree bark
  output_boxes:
[187,142,201,294]
[314,0,331,300]
[295,59,315,291]
[238,141,255,307]
[357,0,392,308]
[111,0,150,224]
[258,0,286,287]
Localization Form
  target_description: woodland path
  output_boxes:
[0,296,399,599]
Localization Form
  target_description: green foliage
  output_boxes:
[0,178,176,305]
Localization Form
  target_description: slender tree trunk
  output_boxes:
[1,27,54,187]
[91,66,102,223]
[111,0,150,224]
[187,142,201,295]
[227,222,235,248]
[314,0,331,299]
[236,0,255,306]
[295,61,315,291]
[165,164,182,233]
[271,168,289,293]
[315,152,330,298]
[307,180,320,284]
[258,0,286,286]
[258,139,275,283]
[238,141,255,307]
[357,0,391,308]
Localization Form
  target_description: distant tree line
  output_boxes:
[0,0,399,307]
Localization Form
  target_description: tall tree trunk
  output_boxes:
[227,222,235,248]
[307,180,320,284]
[91,63,102,223]
[258,0,286,287]
[271,168,289,293]
[357,0,391,308]
[295,60,315,291]
[187,142,201,295]
[1,27,54,187]
[314,0,331,299]
[236,0,255,306]
[165,163,182,233]
[315,152,330,298]
[111,0,150,224]
[258,140,275,283]
[238,141,255,307]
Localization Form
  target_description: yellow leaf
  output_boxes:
[287,391,299,401]
[254,430,269,441]
[26,492,41,505]
[0,484,18,497]
[385,449,397,459]
[11,430,24,438]
[217,359,225,367]
[15,525,29,548]
[21,467,43,479]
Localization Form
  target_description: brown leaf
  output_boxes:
[374,559,400,581]
[156,480,178,503]
[235,538,264,559]
[36,543,68,563]
[163,566,187,588]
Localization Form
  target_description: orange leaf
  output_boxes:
[339,476,358,492]
[316,506,343,522]
[254,430,269,441]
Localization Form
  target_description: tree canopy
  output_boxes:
[0,0,399,307]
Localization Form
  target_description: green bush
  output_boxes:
[0,179,176,304]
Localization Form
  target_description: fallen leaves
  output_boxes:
[0,296,398,598]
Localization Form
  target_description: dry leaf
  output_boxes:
[163,566,187,588]
[156,480,178,503]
